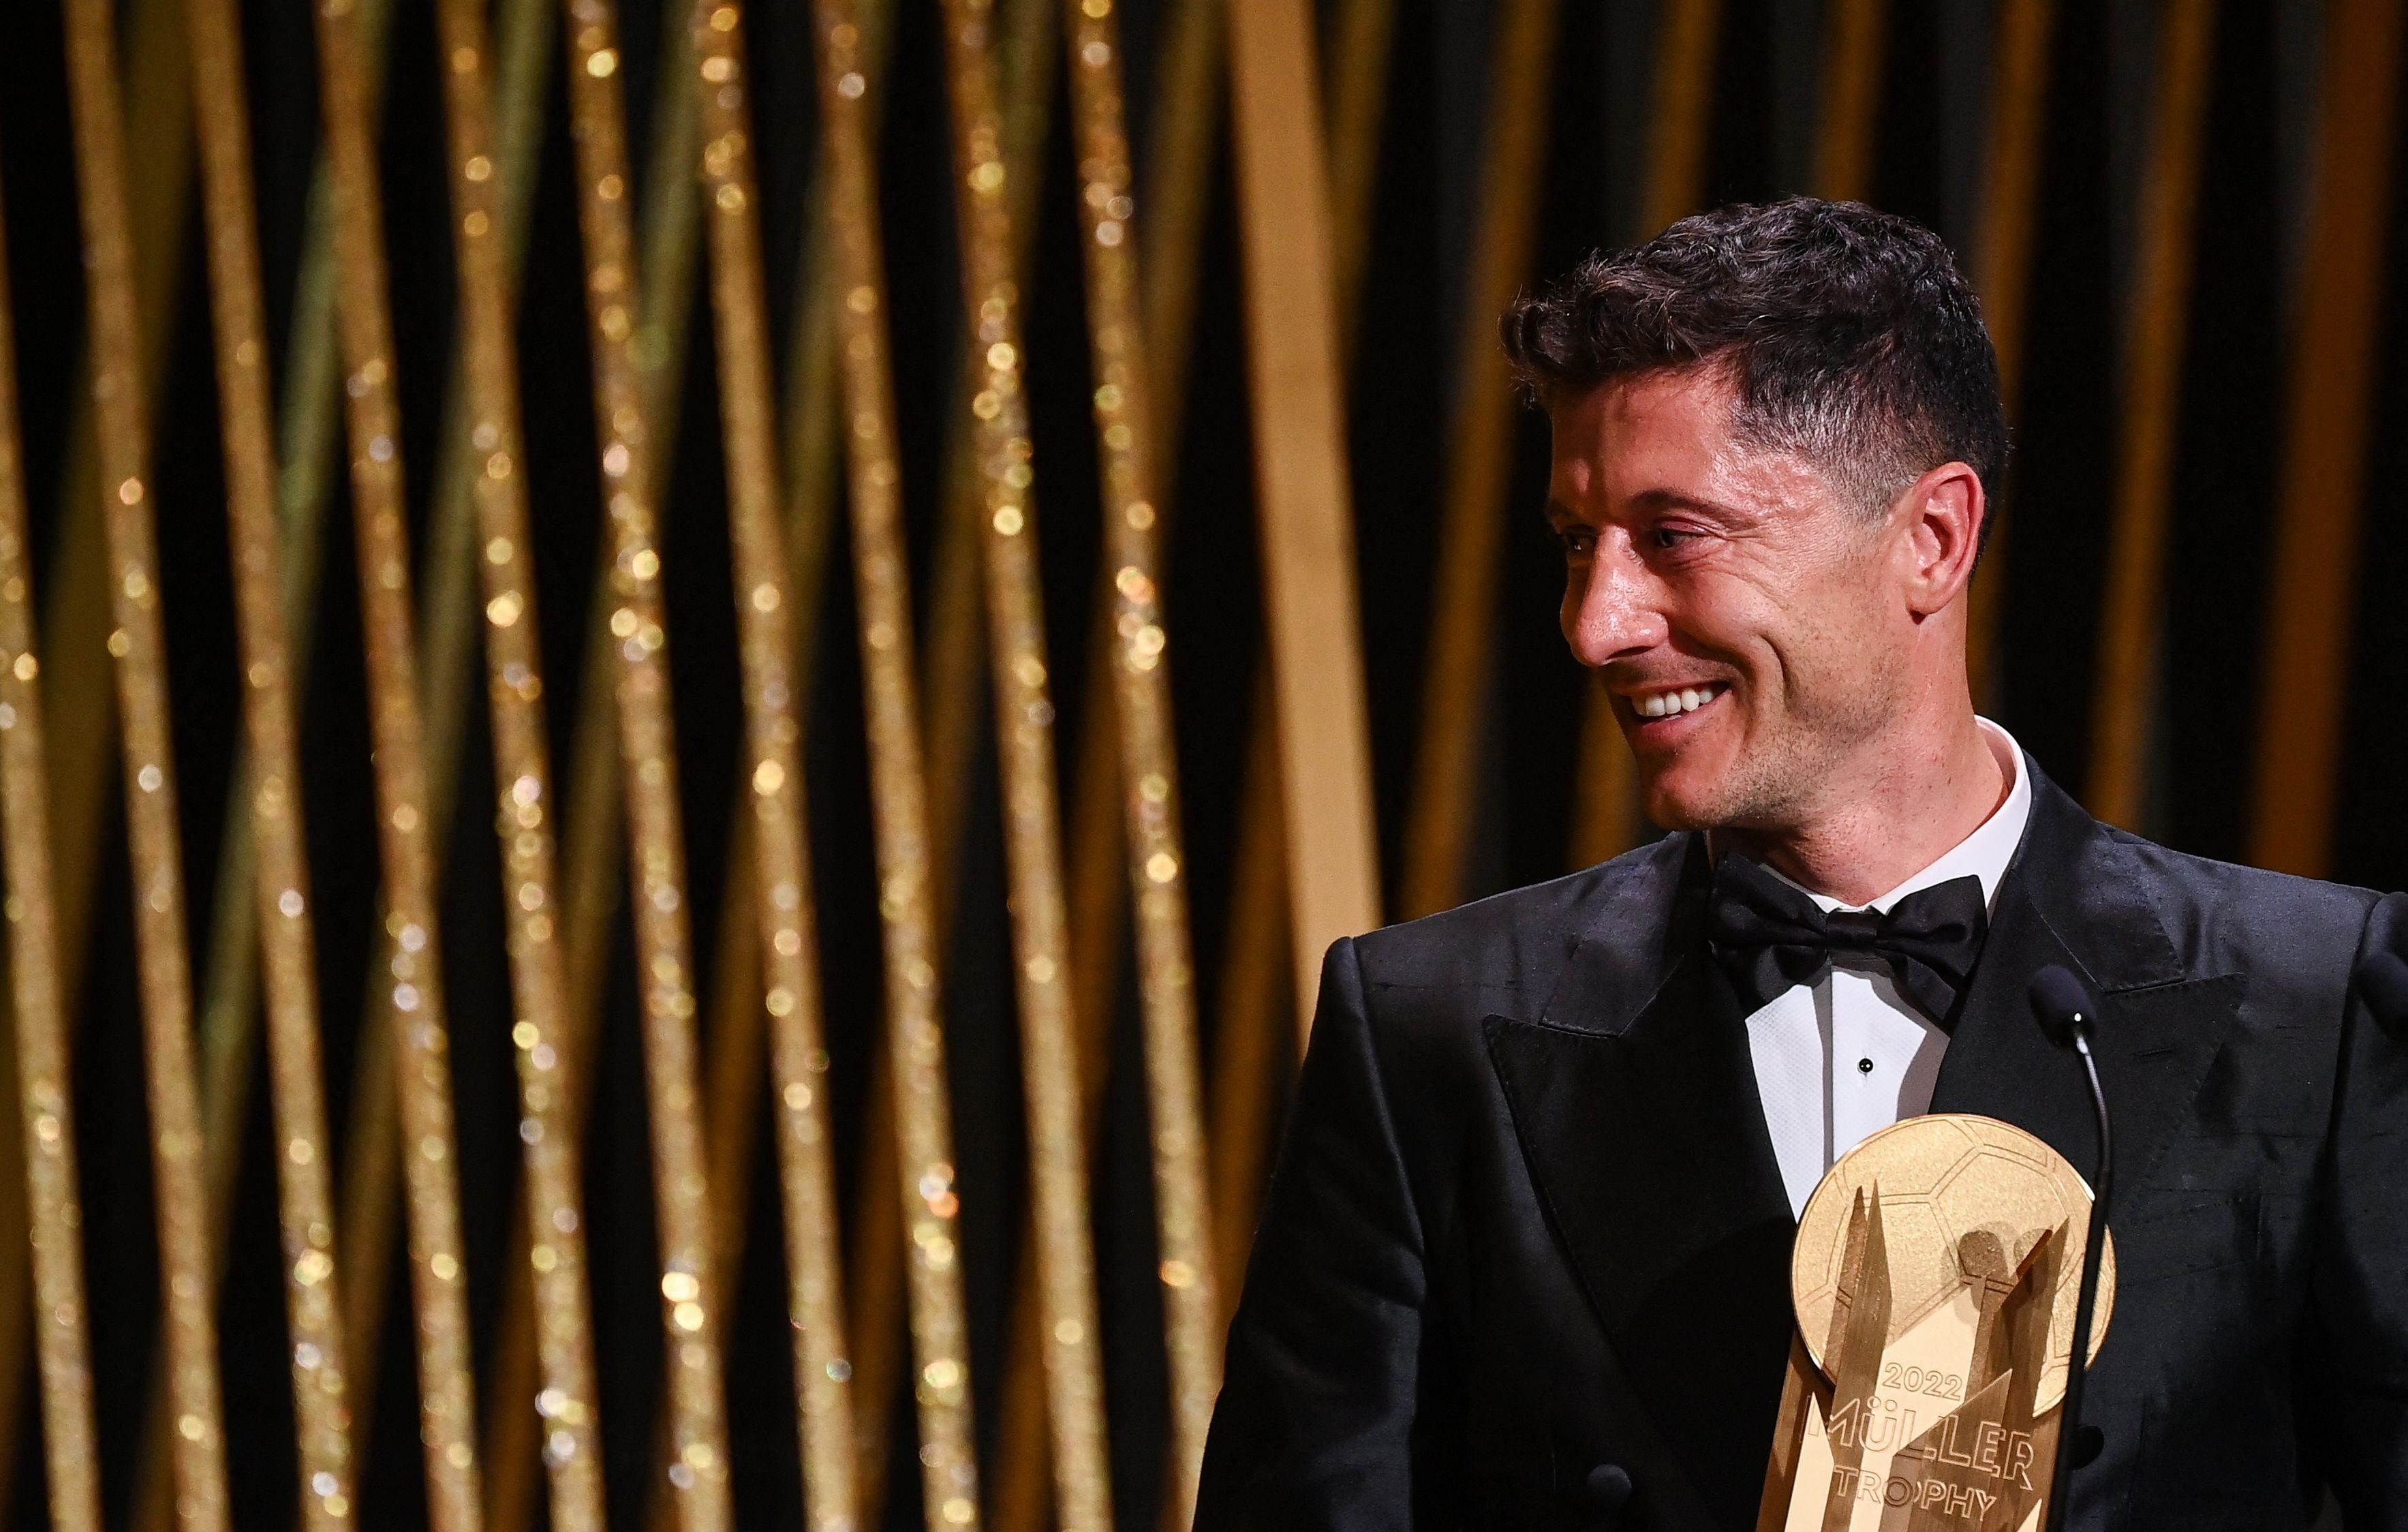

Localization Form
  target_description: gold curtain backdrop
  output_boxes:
[0,0,2396,1528]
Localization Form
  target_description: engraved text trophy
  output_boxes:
[1756,1114,2114,1532]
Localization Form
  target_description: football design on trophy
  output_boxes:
[1759,1116,2115,1532]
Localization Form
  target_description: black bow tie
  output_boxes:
[1705,853,1990,1026]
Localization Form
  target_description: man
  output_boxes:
[1194,200,2408,1531]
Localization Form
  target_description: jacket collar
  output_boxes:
[1537,829,1708,1035]
[1487,833,1797,1521]
[1931,765,2238,1193]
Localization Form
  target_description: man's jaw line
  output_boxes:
[1698,708,2003,905]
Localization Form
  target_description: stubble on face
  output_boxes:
[1685,600,1898,834]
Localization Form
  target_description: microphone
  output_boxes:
[1581,1462,1632,1531]
[2028,965,2114,1532]
[2359,949,2408,1034]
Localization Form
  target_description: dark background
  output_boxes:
[0,0,2398,1527]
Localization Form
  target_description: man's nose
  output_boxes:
[1565,534,1666,667]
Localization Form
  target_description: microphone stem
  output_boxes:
[2047,1028,2114,1532]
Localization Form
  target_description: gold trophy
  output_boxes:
[1756,1115,2114,1532]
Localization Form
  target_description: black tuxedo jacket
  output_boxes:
[1196,771,2408,1531]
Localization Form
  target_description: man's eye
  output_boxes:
[1559,530,1596,558]
[1646,526,1698,551]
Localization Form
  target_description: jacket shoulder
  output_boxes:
[1344,834,1693,1007]
[2100,825,2380,997]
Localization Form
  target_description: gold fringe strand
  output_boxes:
[307,0,487,1522]
[59,0,234,1525]
[1060,3,1224,1519]
[180,0,365,1520]
[689,7,863,1527]
[809,0,986,1522]
[482,5,690,1522]
[431,0,613,1525]
[935,0,1116,1524]
[0,156,105,1532]
[555,1,736,1524]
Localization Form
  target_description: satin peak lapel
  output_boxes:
[1934,771,2238,1194]
[1485,836,1795,1525]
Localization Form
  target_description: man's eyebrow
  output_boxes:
[1628,487,1759,525]
[1545,489,1761,528]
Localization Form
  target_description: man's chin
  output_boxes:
[1620,715,1762,831]
[1639,758,1809,840]
[1636,773,1722,833]
[1633,750,1759,833]
[1640,793,1717,833]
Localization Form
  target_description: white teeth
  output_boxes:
[1635,684,1721,719]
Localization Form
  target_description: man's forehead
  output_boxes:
[1544,368,1842,521]
[1552,366,1737,442]
[1545,369,1746,496]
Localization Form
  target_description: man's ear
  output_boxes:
[1895,462,1983,615]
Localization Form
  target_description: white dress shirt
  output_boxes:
[1741,719,2034,1218]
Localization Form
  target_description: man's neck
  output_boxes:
[1723,711,2010,907]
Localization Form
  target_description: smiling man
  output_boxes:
[1194,200,2408,1531]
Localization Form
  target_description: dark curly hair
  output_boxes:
[1501,198,2008,538]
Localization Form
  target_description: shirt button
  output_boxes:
[1857,1058,1874,1075]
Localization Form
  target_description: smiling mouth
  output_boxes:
[1621,681,1729,722]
